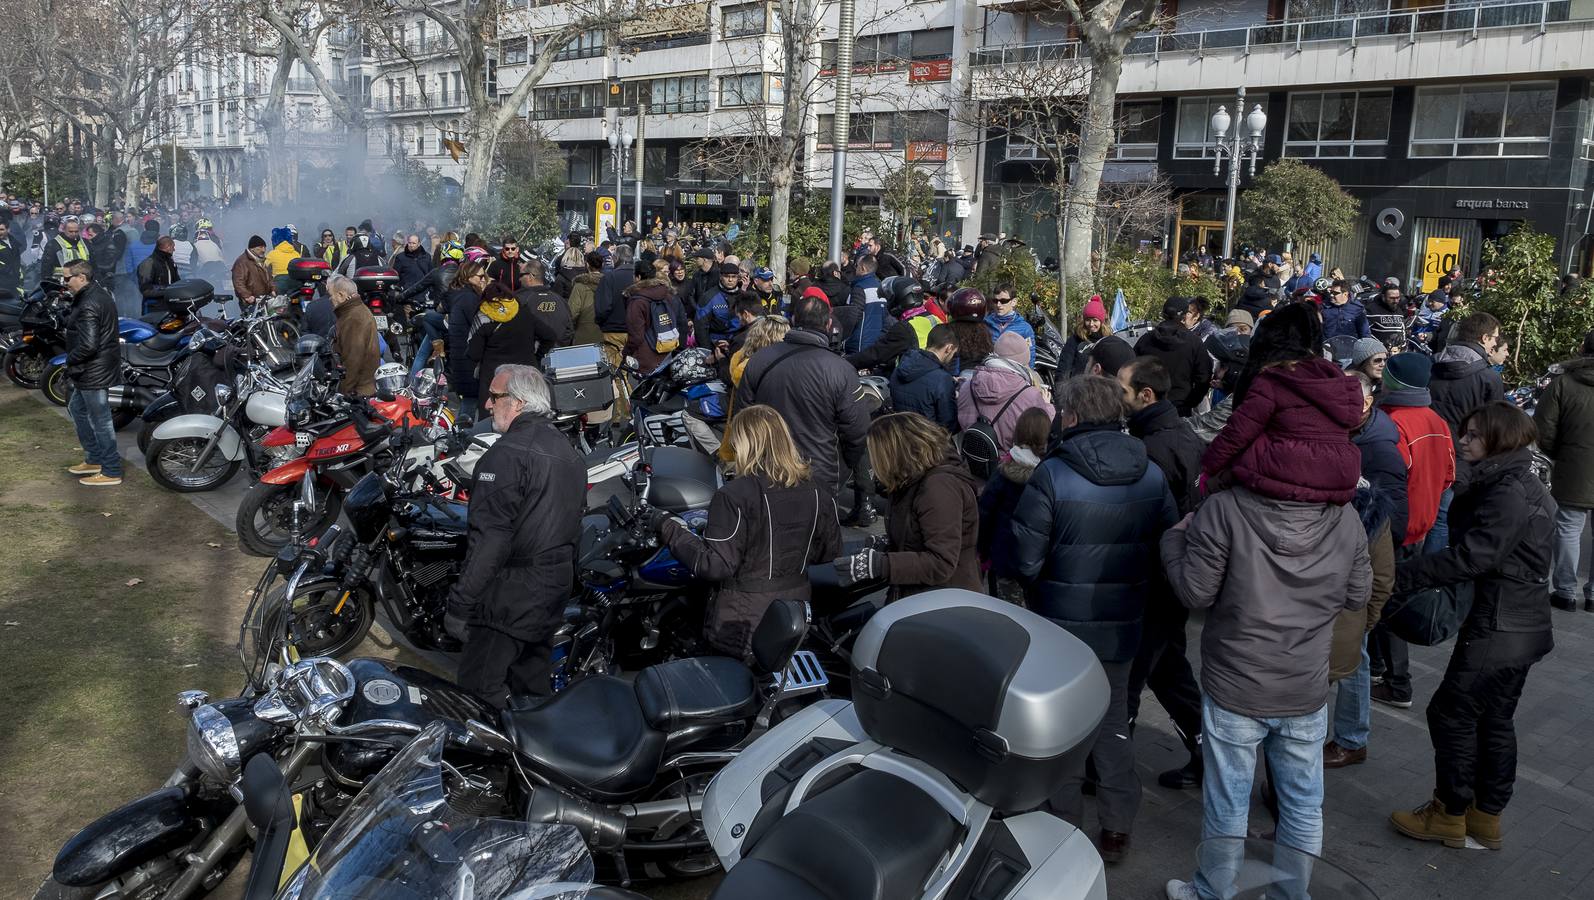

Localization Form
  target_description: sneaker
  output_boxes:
[79,474,123,486]
[1166,879,1199,900]
[67,463,100,475]
[1371,683,1413,709]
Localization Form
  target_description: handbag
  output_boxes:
[1381,581,1474,646]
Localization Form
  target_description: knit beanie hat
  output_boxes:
[1082,295,1107,321]
[1089,335,1135,376]
[995,331,1031,368]
[1384,352,1433,391]
[248,235,267,250]
[1225,308,1254,330]
[1349,337,1387,369]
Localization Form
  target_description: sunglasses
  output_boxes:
[993,295,1014,303]
[485,390,514,402]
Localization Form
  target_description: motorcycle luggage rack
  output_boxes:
[779,650,828,696]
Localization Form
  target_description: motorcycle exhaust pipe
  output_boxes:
[526,789,627,851]
[107,384,141,410]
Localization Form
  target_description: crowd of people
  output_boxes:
[22,186,1594,896]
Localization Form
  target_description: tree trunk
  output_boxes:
[1061,40,1124,293]
[261,50,295,203]
[1055,200,1070,322]
[461,118,497,217]
[768,152,794,283]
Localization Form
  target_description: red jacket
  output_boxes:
[1380,403,1455,546]
[1202,357,1364,504]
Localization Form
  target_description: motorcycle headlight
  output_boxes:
[186,704,241,782]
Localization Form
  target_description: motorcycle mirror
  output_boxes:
[239,754,294,900]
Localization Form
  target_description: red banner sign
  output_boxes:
[906,141,948,162]
[908,59,953,83]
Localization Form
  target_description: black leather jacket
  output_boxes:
[65,282,121,389]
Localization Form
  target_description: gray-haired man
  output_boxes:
[445,364,586,705]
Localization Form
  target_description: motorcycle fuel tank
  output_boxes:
[323,658,497,786]
[245,389,287,427]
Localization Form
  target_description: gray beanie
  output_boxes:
[1348,337,1387,369]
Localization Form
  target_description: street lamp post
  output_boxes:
[1209,86,1267,261]
[607,123,634,241]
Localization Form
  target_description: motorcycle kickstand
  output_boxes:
[609,849,633,887]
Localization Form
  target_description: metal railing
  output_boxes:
[369,94,469,112]
[969,0,1576,67]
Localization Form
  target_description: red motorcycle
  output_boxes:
[233,393,444,557]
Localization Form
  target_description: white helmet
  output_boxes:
[374,362,407,399]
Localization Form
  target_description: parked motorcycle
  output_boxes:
[352,266,409,364]
[144,352,290,492]
[1,280,72,389]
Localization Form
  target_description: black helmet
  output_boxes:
[1206,331,1251,394]
[947,287,987,322]
[1313,276,1334,294]
[880,275,923,318]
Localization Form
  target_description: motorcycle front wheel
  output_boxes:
[145,436,241,493]
[234,480,344,557]
[4,346,48,389]
[41,362,70,406]
[260,579,375,660]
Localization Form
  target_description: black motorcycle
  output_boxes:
[1,280,71,389]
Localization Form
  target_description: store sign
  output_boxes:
[1421,237,1461,293]
[1455,198,1529,210]
[595,196,617,238]
[906,141,948,162]
[909,59,953,83]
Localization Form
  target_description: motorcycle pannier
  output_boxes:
[287,258,331,284]
[543,343,614,414]
[849,589,1109,811]
[161,278,215,316]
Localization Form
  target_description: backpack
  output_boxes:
[646,294,681,354]
[957,386,1029,480]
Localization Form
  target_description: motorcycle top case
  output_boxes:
[543,343,614,414]
[850,589,1109,812]
[287,258,331,283]
[352,267,401,294]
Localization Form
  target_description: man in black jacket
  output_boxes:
[446,365,585,706]
[1116,355,1207,791]
[61,261,124,485]
[737,296,869,495]
[515,259,573,353]
[1134,297,1213,416]
[1427,311,1504,551]
[594,243,636,339]
[137,236,180,311]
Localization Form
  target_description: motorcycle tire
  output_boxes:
[234,480,345,557]
[4,346,48,389]
[260,579,375,660]
[41,362,70,406]
[112,407,139,431]
[136,419,158,457]
[146,435,242,493]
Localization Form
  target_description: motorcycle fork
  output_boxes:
[162,741,317,900]
[189,400,237,474]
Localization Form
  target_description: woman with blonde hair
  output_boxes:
[832,412,983,598]
[657,404,842,660]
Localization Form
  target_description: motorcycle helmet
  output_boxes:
[1205,331,1251,394]
[442,241,464,262]
[669,347,717,387]
[170,223,189,242]
[463,246,490,263]
[373,362,407,400]
[195,217,214,231]
[946,287,987,323]
[880,275,924,318]
[1313,276,1334,294]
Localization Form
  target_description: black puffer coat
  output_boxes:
[1397,446,1555,640]
[1430,342,1504,437]
[64,282,121,389]
[1011,424,1179,662]
[445,286,481,399]
[1535,356,1594,509]
[735,329,868,494]
[447,413,586,641]
[1134,321,1213,416]
[662,474,841,662]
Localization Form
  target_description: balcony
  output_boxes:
[971,0,1592,97]
[369,93,470,114]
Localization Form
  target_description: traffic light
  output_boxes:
[607,78,622,108]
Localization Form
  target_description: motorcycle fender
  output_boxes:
[50,352,66,366]
[52,786,209,887]
[152,415,245,462]
[142,391,179,422]
[260,456,314,485]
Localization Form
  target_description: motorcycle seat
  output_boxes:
[503,675,667,802]
[711,768,957,900]
[143,331,187,353]
[634,656,757,732]
[0,299,23,319]
[125,342,182,368]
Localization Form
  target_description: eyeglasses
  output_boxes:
[485,390,514,403]
[993,295,1014,303]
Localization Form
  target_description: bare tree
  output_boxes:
[0,4,48,188]
[1093,173,1175,262]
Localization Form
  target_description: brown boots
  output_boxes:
[1390,796,1503,850]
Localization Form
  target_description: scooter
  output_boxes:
[702,589,1113,900]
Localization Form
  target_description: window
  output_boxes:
[385,126,393,155]
[628,75,710,113]
[417,130,426,155]
[1584,106,1594,160]
[1411,82,1554,157]
[548,29,604,61]
[816,112,896,148]
[568,147,598,185]
[896,110,947,145]
[908,28,953,61]
[1173,95,1232,159]
[1284,89,1390,158]
[501,37,528,66]
[1112,101,1160,159]
[722,3,765,37]
[720,73,763,106]
[533,83,605,119]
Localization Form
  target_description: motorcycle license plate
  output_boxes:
[373,315,388,330]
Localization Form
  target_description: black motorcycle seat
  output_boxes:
[503,675,666,802]
[634,656,757,732]
[159,278,215,301]
[0,299,23,318]
[711,769,957,900]
[143,331,186,353]
[125,342,181,368]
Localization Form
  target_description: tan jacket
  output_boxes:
[231,250,273,302]
[334,299,380,397]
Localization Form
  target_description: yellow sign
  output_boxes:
[596,196,617,240]
[1422,237,1461,293]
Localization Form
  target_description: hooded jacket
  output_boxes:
[1380,389,1456,546]
[844,273,884,354]
[736,328,869,495]
[1535,356,1594,508]
[1128,399,1204,516]
[566,271,603,346]
[1236,284,1275,321]
[1353,406,1410,547]
[885,458,984,598]
[1397,447,1555,643]
[955,356,1055,449]
[889,349,957,431]
[1320,299,1372,341]
[1011,424,1179,662]
[623,279,685,375]
[1163,485,1371,717]
[264,240,299,279]
[1429,342,1504,440]
[1202,356,1364,504]
[445,286,483,399]
[978,446,1041,580]
[985,311,1036,365]
[1135,320,1213,416]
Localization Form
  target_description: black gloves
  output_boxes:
[443,610,471,643]
[833,548,888,587]
[638,505,672,534]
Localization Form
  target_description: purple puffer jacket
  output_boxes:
[1202,356,1364,504]
[955,357,1056,449]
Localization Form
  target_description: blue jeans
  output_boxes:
[1424,487,1454,553]
[1331,639,1371,750]
[68,387,123,477]
[1551,505,1593,600]
[1195,697,1326,900]
[408,311,446,377]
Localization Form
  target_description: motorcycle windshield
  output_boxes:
[278,723,598,900]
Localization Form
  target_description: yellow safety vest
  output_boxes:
[53,234,89,277]
[907,313,937,348]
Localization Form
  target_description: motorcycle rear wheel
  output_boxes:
[260,580,375,660]
[146,435,241,493]
[41,362,70,406]
[4,346,48,389]
[234,480,344,557]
